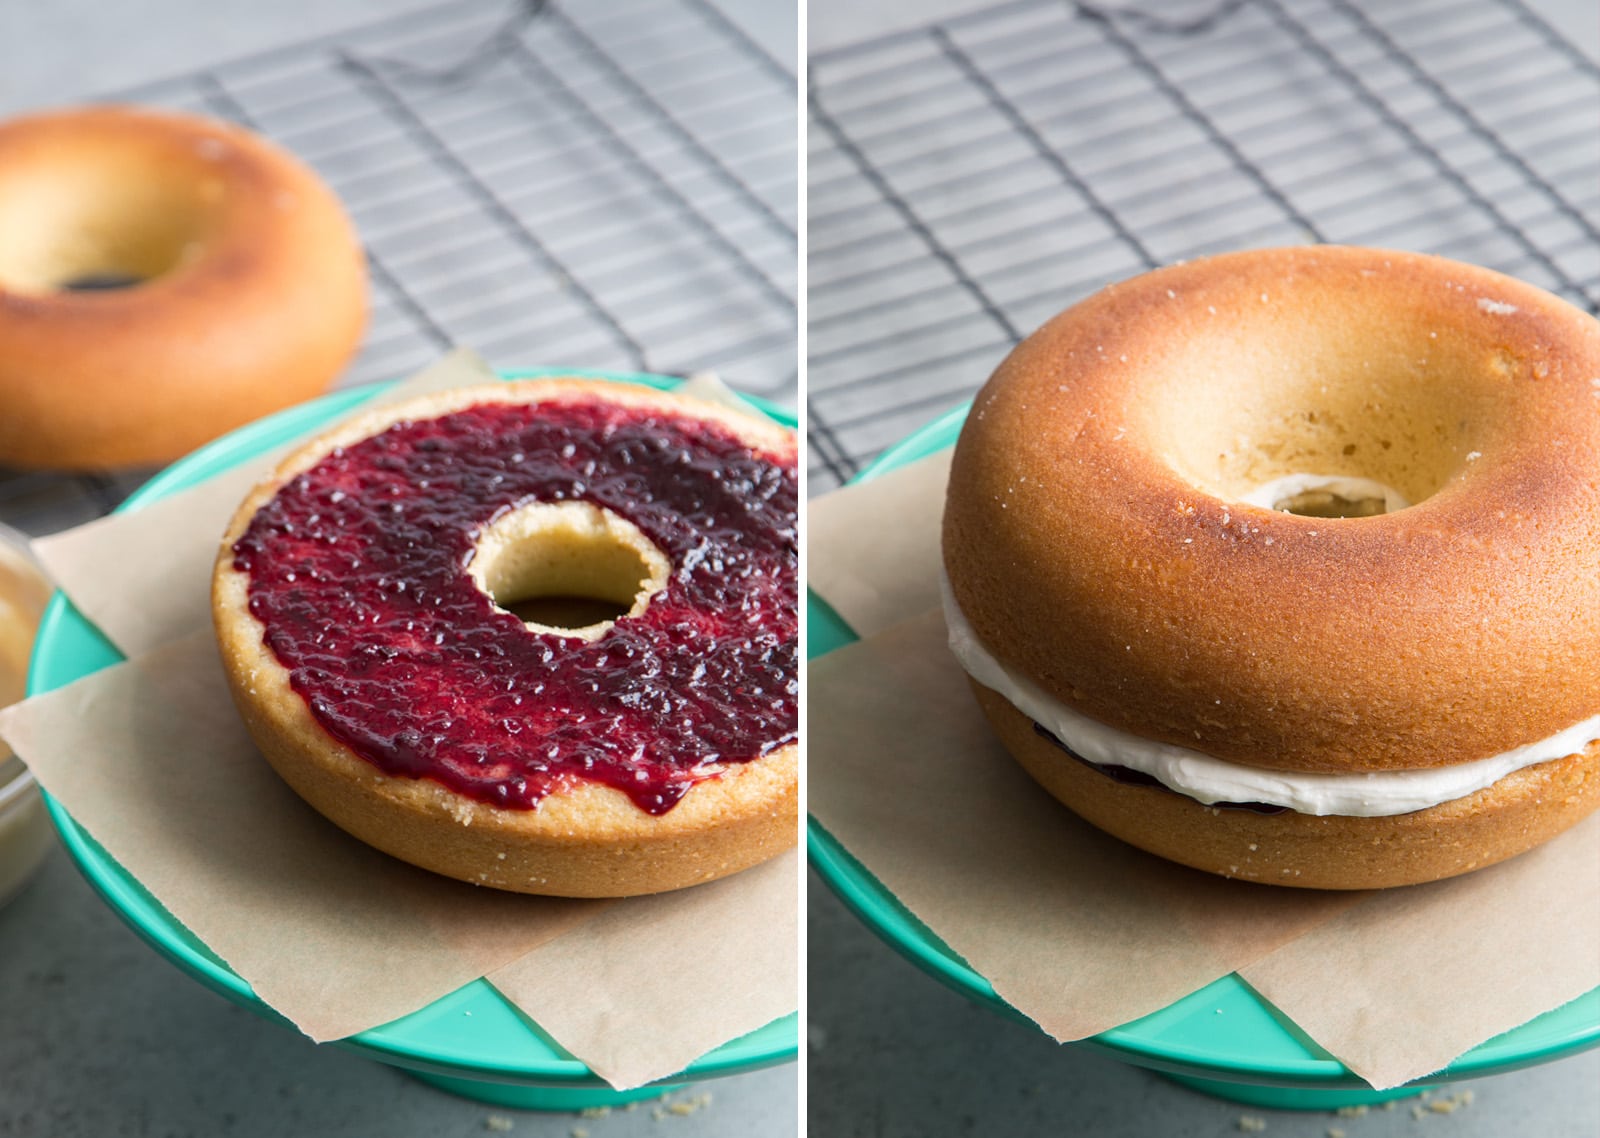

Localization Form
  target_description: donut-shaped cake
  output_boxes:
[942,246,1600,890]
[0,105,367,470]
[213,380,798,897]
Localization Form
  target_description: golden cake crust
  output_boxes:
[213,380,797,897]
[0,105,367,469]
[972,683,1600,890]
[943,246,1600,776]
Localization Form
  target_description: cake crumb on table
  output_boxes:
[578,1107,612,1119]
[669,1092,714,1116]
[1327,1128,1346,1138]
[484,1115,515,1132]
[649,1091,714,1122]
[1335,1104,1369,1118]
[1427,1090,1475,1114]
[1238,1115,1267,1132]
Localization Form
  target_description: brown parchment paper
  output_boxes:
[0,351,797,1089]
[807,450,950,637]
[30,348,500,661]
[807,446,1600,1090]
[809,610,1360,1036]
[1238,814,1600,1089]
[0,631,598,1038]
[490,848,799,1090]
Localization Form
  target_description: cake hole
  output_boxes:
[59,272,146,292]
[503,594,632,628]
[0,164,216,295]
[1241,474,1408,519]
[1275,490,1384,518]
[468,501,670,642]
[1150,298,1502,510]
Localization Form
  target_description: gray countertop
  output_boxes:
[1,851,796,1138]
[0,1,796,116]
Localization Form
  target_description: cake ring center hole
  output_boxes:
[1277,489,1384,518]
[1242,474,1409,519]
[469,501,671,642]
[1153,310,1498,512]
[0,165,220,295]
[59,272,146,292]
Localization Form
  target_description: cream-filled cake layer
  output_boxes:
[941,575,1597,817]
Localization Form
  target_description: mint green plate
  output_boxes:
[806,404,1600,1110]
[31,368,797,1111]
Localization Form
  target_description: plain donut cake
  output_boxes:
[941,246,1600,890]
[0,105,367,469]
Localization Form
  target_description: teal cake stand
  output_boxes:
[31,368,798,1110]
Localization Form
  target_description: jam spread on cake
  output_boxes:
[233,398,797,815]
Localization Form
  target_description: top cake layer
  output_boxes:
[232,396,798,814]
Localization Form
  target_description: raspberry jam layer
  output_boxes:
[233,397,797,814]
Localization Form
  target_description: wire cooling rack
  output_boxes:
[807,0,1600,493]
[0,0,796,535]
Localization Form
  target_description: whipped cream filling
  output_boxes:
[940,575,1598,817]
[1239,473,1410,515]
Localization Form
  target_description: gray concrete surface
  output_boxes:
[0,851,796,1138]
[0,0,437,113]
[0,0,795,115]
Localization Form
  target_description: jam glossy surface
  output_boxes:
[234,398,797,814]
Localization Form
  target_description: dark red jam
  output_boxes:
[233,398,797,815]
[1031,723,1290,815]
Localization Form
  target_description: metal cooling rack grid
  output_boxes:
[807,0,1600,493]
[0,0,797,535]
